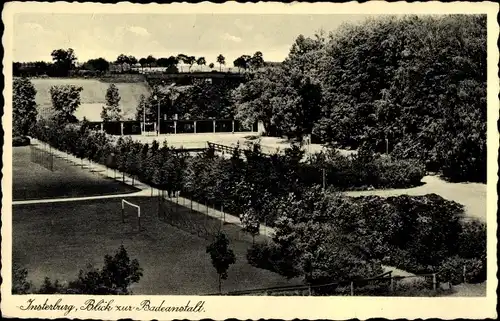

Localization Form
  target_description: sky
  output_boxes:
[13,14,373,64]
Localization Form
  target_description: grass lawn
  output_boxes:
[13,196,302,295]
[13,145,139,200]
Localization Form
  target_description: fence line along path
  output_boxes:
[28,138,276,238]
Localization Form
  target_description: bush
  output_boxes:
[438,256,485,285]
[247,243,300,278]
[307,150,425,191]
[456,220,486,260]
[13,136,30,147]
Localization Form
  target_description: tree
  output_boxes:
[83,58,110,73]
[233,55,251,72]
[206,232,236,294]
[51,48,77,76]
[240,206,260,244]
[209,62,215,69]
[166,56,180,73]
[146,55,157,70]
[49,85,83,124]
[216,54,226,72]
[67,245,143,294]
[13,77,38,136]
[101,84,122,121]
[250,51,265,70]
[128,55,138,66]
[12,264,33,294]
[187,56,196,72]
[139,57,147,71]
[196,57,206,70]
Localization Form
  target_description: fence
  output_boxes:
[212,271,449,296]
[30,145,54,171]
[87,120,259,136]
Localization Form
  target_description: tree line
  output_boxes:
[232,15,486,183]
[13,50,268,77]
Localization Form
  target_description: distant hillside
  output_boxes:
[31,78,150,121]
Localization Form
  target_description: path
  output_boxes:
[12,189,152,205]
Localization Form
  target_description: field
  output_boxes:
[12,142,301,294]
[13,196,302,295]
[13,145,138,200]
[31,78,150,121]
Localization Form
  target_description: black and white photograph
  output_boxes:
[1,2,498,320]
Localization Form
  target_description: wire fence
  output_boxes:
[30,144,54,171]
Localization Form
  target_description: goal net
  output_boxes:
[121,199,141,231]
[30,145,54,171]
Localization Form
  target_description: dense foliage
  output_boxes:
[317,15,486,182]
[206,232,237,293]
[13,78,38,136]
[233,15,486,182]
[101,84,122,121]
[13,245,143,294]
[247,190,486,287]
[49,84,83,124]
[174,79,238,119]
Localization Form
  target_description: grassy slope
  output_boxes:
[32,78,150,121]
[13,196,302,295]
[13,145,138,200]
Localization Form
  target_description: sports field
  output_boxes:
[13,145,138,200]
[31,78,150,121]
[13,196,302,295]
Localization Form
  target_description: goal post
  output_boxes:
[122,199,141,231]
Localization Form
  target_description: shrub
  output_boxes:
[247,242,300,278]
[13,136,30,147]
[456,220,486,260]
[438,256,485,285]
[12,264,32,294]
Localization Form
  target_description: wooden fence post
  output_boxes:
[350,281,354,296]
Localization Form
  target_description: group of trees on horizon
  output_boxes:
[13,50,270,77]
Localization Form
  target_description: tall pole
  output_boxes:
[157,99,160,136]
[322,168,326,191]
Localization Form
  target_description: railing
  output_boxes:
[207,142,236,155]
